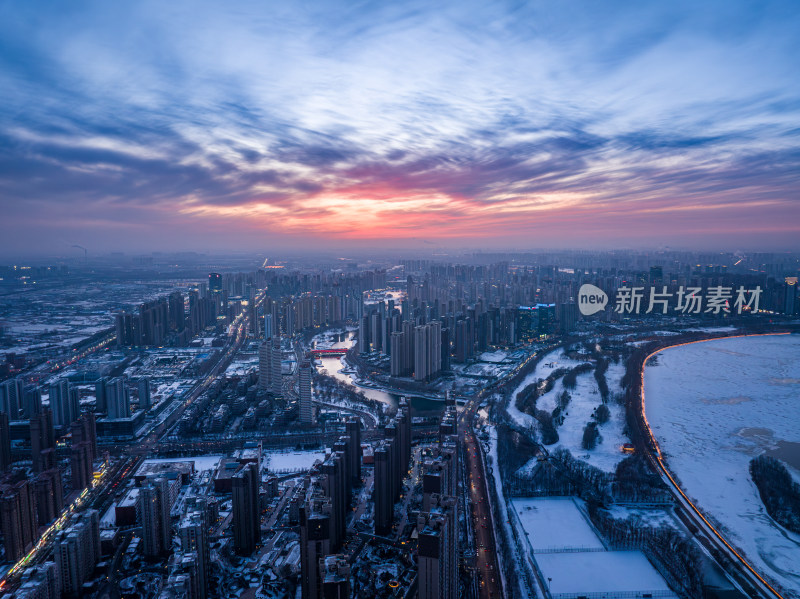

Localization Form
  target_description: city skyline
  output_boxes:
[1,0,799,257]
[1,253,799,598]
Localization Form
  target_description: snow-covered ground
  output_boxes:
[225,355,259,376]
[512,497,605,552]
[508,348,628,473]
[484,424,529,598]
[506,349,589,430]
[479,350,508,363]
[545,363,627,473]
[606,505,677,529]
[510,498,676,598]
[645,334,800,597]
[264,450,326,472]
[536,551,677,598]
[146,455,223,472]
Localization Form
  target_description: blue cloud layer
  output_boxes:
[0,0,798,254]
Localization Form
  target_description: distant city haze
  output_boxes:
[1,0,799,257]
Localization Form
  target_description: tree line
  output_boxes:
[750,455,800,533]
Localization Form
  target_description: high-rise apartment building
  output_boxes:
[0,479,38,562]
[232,462,260,554]
[140,477,171,558]
[299,495,332,599]
[345,417,361,486]
[105,378,130,420]
[417,495,458,599]
[0,379,24,418]
[49,380,79,428]
[22,385,42,419]
[208,273,222,293]
[271,336,282,397]
[178,509,210,599]
[258,341,270,390]
[138,378,152,410]
[0,411,11,471]
[31,409,56,474]
[34,469,63,528]
[53,510,100,597]
[263,313,273,339]
[373,441,393,536]
[413,322,442,382]
[298,358,314,425]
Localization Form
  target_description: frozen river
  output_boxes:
[644,334,800,598]
[314,330,443,415]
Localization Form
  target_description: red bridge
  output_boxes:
[309,348,349,357]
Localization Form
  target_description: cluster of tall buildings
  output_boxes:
[258,291,361,339]
[113,266,390,354]
[0,475,38,563]
[360,281,572,383]
[114,462,216,599]
[298,417,361,599]
[247,267,388,339]
[116,275,229,348]
[418,396,460,599]
[48,381,80,428]
[13,509,102,599]
[0,379,100,569]
[95,377,131,420]
[116,295,179,347]
[167,501,212,599]
[373,399,412,535]
[52,510,101,597]
[1,378,46,421]
[0,403,98,564]
[386,319,444,381]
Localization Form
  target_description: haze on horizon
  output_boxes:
[1,0,799,258]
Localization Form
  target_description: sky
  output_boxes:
[1,0,799,257]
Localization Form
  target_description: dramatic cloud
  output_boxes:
[1,0,799,255]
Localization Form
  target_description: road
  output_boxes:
[459,398,502,599]
[22,329,117,383]
[637,337,788,599]
[132,289,265,455]
[453,343,563,599]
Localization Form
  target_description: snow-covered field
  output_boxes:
[509,497,676,597]
[512,497,605,552]
[479,350,508,363]
[645,334,800,597]
[536,551,677,598]
[506,349,588,430]
[508,349,628,473]
[264,450,326,472]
